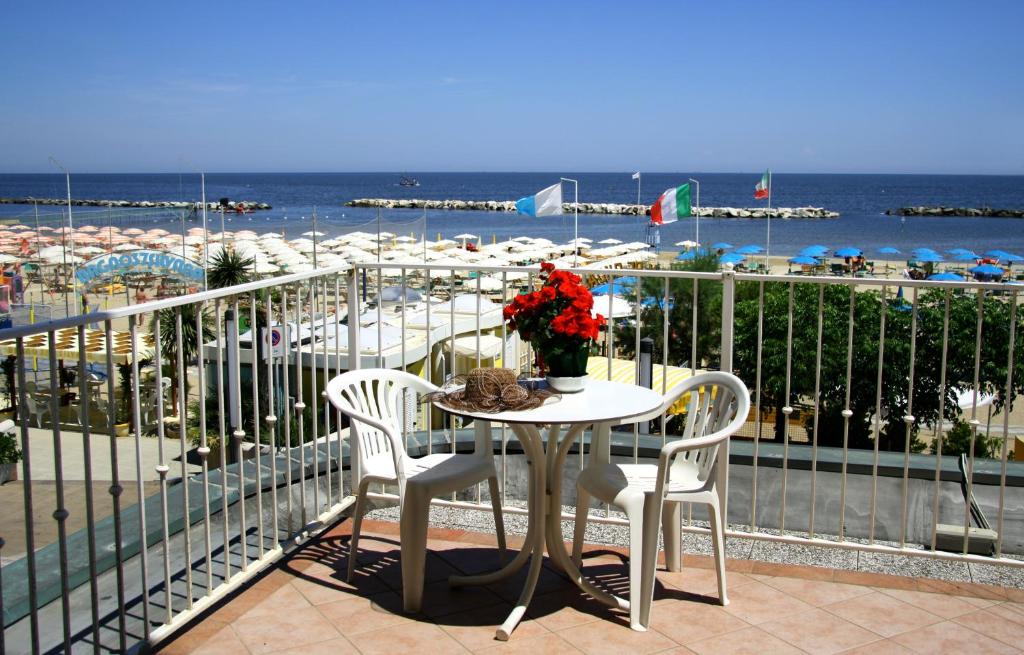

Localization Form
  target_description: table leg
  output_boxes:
[544,422,630,612]
[495,423,546,641]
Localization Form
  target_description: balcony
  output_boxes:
[0,261,1022,653]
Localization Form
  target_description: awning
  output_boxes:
[0,327,154,365]
[586,356,699,414]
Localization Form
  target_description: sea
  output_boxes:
[0,173,1022,256]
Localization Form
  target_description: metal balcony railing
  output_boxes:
[0,261,1020,653]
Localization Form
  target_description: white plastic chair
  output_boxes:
[325,368,507,613]
[571,371,750,631]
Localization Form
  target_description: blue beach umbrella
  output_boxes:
[947,248,974,256]
[915,252,945,263]
[720,253,747,266]
[834,247,862,258]
[984,249,1012,259]
[953,252,980,262]
[877,246,901,255]
[710,242,734,250]
[969,264,1005,276]
[799,245,829,257]
[788,255,819,265]
[1001,253,1024,263]
[734,244,764,255]
[928,272,965,281]
[676,248,710,261]
[912,247,939,256]
[590,279,636,295]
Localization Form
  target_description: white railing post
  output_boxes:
[718,270,736,529]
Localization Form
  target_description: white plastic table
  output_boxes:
[435,380,664,640]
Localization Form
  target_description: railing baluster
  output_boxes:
[779,283,795,533]
[963,290,985,555]
[194,300,214,595]
[929,290,952,551]
[104,320,128,651]
[808,285,824,538]
[899,287,919,548]
[76,325,102,648]
[230,297,248,572]
[46,330,72,651]
[294,284,308,532]
[151,312,173,623]
[14,338,40,653]
[868,285,888,544]
[175,308,194,607]
[995,290,1018,557]
[838,284,856,542]
[750,281,764,532]
[265,290,280,542]
[249,292,264,558]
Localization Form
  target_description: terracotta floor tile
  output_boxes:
[231,602,342,654]
[262,636,360,655]
[823,591,941,638]
[876,587,982,619]
[835,639,916,654]
[347,621,471,655]
[418,579,507,619]
[159,619,248,655]
[750,561,836,581]
[648,596,750,645]
[556,618,678,655]
[833,570,917,590]
[477,633,584,654]
[686,625,804,655]
[760,607,879,655]
[208,584,276,623]
[314,590,419,637]
[436,543,515,576]
[720,580,815,625]
[951,604,1024,648]
[524,588,621,632]
[892,620,1019,655]
[437,603,550,651]
[234,583,311,619]
[656,567,754,599]
[761,576,873,607]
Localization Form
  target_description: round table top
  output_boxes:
[435,379,664,426]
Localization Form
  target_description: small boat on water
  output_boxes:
[399,175,420,187]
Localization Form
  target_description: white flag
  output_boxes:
[632,172,641,180]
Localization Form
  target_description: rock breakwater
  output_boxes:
[0,198,272,211]
[344,198,838,218]
[886,206,1024,218]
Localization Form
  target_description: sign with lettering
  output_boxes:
[76,250,205,287]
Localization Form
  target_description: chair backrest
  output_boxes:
[665,371,750,482]
[324,368,438,480]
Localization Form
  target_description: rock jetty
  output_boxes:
[344,198,838,218]
[886,206,1024,218]
[0,198,272,211]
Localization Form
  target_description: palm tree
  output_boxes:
[207,247,255,289]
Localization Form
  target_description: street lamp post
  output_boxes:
[48,157,78,316]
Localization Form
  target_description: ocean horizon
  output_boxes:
[1,172,1022,256]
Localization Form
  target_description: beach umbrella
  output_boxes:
[734,244,764,255]
[877,246,901,255]
[969,264,1004,277]
[599,238,624,245]
[720,253,746,266]
[946,248,974,256]
[912,247,939,257]
[674,240,699,248]
[113,243,141,251]
[928,272,965,281]
[953,252,980,262]
[453,233,478,240]
[915,252,944,263]
[302,231,326,237]
[710,242,734,250]
[999,253,1024,263]
[0,254,18,264]
[590,278,637,295]
[676,248,710,261]
[591,294,634,319]
[834,247,862,258]
[799,245,829,257]
[788,255,819,265]
[984,249,1011,259]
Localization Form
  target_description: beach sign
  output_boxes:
[75,250,205,288]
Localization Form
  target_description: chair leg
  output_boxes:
[661,501,682,573]
[625,499,649,631]
[487,476,507,560]
[399,487,431,614]
[571,486,591,568]
[346,478,370,582]
[637,495,663,630]
[707,495,728,606]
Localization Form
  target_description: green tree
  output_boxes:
[207,247,254,289]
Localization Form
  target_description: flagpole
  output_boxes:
[201,172,208,289]
[560,177,578,267]
[688,177,701,245]
[766,169,772,263]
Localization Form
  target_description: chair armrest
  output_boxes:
[657,431,730,470]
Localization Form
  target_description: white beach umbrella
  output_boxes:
[113,243,142,251]
[675,240,699,248]
[598,238,623,245]
[302,231,326,237]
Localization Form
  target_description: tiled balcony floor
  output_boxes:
[158,519,1024,655]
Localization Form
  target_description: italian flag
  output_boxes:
[754,169,770,200]
[650,184,691,224]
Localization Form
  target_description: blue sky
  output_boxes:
[1,1,1021,174]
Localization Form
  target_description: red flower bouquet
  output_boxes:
[503,262,606,381]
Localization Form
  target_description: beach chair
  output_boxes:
[571,372,750,630]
